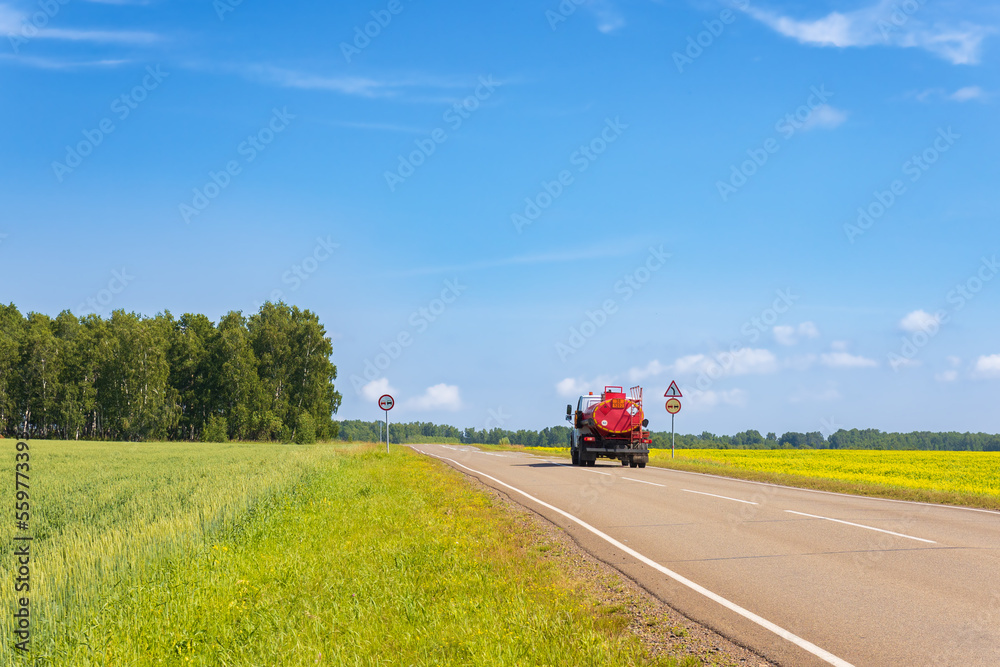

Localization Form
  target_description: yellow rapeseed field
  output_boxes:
[650,448,1000,503]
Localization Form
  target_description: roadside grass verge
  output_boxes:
[3,440,695,666]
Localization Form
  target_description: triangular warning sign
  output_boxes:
[664,381,682,398]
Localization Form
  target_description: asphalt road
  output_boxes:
[411,444,1000,667]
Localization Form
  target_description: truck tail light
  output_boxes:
[583,436,595,442]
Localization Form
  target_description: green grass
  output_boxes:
[2,440,690,666]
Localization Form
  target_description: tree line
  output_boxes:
[338,420,1000,451]
[337,420,572,447]
[0,302,341,442]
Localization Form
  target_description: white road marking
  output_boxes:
[623,477,665,487]
[421,449,855,667]
[683,489,758,505]
[784,510,937,544]
[582,469,611,476]
[645,465,1000,515]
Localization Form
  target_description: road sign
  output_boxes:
[664,381,682,398]
[378,394,394,411]
[665,398,681,414]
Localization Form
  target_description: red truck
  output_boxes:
[565,385,651,468]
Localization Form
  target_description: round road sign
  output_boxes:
[378,394,395,411]
[665,398,681,414]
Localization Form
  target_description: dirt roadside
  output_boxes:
[461,473,776,667]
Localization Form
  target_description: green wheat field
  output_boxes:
[1,440,687,666]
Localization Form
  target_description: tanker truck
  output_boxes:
[565,385,650,468]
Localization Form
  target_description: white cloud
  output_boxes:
[950,85,985,102]
[774,322,820,346]
[361,377,397,402]
[973,354,1000,378]
[899,309,941,332]
[406,383,462,411]
[743,1,993,65]
[821,351,878,368]
[245,65,475,99]
[800,104,848,131]
[686,389,747,411]
[773,325,796,346]
[586,0,625,33]
[627,359,669,382]
[891,357,922,369]
[947,355,962,367]
[935,370,958,382]
[673,349,778,377]
[831,340,849,351]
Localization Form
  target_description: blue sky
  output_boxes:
[2,0,999,436]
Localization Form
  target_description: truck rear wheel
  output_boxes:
[571,448,579,466]
[585,459,595,467]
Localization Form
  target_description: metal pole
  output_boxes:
[379,420,382,444]
[671,413,675,459]
[385,409,389,453]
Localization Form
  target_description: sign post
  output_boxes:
[378,394,395,453]
[665,382,682,459]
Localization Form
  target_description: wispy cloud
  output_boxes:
[743,1,994,65]
[0,53,130,69]
[586,0,625,34]
[774,321,820,346]
[322,119,425,134]
[0,2,160,45]
[950,85,986,102]
[820,351,878,368]
[800,104,848,131]
[913,86,990,103]
[243,65,476,99]
[393,242,636,277]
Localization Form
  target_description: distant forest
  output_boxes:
[0,303,341,443]
[339,420,1000,451]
